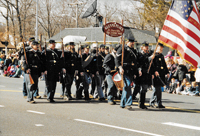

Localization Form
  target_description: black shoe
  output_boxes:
[76,97,82,100]
[99,98,105,101]
[149,104,156,108]
[139,105,148,109]
[132,97,138,101]
[47,99,55,103]
[157,105,165,108]
[85,98,91,101]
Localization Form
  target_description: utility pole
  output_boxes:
[69,1,84,28]
[35,0,38,40]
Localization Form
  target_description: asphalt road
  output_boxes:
[0,76,200,136]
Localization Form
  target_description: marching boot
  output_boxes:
[139,93,148,109]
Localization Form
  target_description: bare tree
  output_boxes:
[0,0,10,40]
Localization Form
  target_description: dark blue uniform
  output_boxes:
[43,48,62,102]
[115,45,138,108]
[24,49,43,102]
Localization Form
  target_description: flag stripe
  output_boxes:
[165,16,200,45]
[168,10,200,32]
[162,25,200,57]
[160,30,200,64]
[188,17,200,32]
[192,0,200,22]
[190,9,200,23]
[159,36,198,67]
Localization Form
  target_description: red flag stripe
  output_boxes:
[165,15,200,44]
[160,29,200,62]
[159,36,198,67]
[191,8,200,23]
[162,25,200,57]
[192,0,200,22]
[167,10,200,33]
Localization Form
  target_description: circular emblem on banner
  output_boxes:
[103,22,124,37]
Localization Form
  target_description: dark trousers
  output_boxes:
[76,72,89,100]
[46,80,57,100]
[132,84,140,99]
[149,86,162,106]
[90,76,95,95]
[66,74,74,97]
[139,84,148,106]
[23,72,27,96]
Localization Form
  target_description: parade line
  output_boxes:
[1,89,200,113]
[75,119,163,136]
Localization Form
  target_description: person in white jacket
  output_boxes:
[194,66,200,93]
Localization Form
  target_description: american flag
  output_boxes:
[158,0,200,68]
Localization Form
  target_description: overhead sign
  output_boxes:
[103,22,124,37]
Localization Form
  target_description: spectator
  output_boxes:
[12,65,21,78]
[166,58,177,91]
[188,65,196,83]
[165,51,173,59]
[0,54,5,62]
[167,78,177,94]
[0,61,4,76]
[188,82,199,96]
[3,66,8,76]
[176,78,189,95]
[173,59,188,84]
[9,65,16,77]
[194,66,200,93]
[4,56,12,68]
[12,53,19,67]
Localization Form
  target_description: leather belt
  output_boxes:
[32,65,38,68]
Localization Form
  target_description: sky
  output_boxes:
[0,0,141,24]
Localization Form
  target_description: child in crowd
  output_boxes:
[9,65,16,77]
[176,78,189,95]
[188,82,199,96]
[167,78,177,94]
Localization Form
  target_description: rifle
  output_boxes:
[39,34,42,52]
[120,36,125,88]
[147,42,158,74]
[22,38,34,85]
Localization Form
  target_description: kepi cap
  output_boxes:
[100,44,105,48]
[128,37,135,42]
[142,41,149,46]
[69,42,75,46]
[158,43,164,47]
[29,37,35,42]
[49,40,56,44]
[32,41,39,45]
[83,44,90,49]
[105,46,109,50]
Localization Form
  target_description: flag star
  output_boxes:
[184,5,187,7]
[188,8,190,10]
[188,1,190,3]
[185,10,188,12]
[186,15,188,17]
[181,6,183,8]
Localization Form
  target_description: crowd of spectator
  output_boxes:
[164,51,200,97]
[0,51,22,78]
